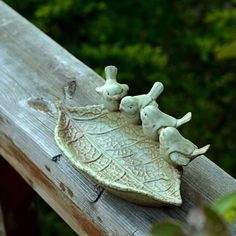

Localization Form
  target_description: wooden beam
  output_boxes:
[0,2,235,235]
[0,134,104,236]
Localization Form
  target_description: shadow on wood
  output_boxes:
[0,157,40,236]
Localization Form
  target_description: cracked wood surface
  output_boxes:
[0,2,235,235]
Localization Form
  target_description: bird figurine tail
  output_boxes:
[147,82,164,100]
[191,144,210,157]
[176,112,192,127]
[105,65,118,81]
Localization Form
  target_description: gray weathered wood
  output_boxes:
[0,2,235,235]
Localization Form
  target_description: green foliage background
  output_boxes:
[5,1,235,174]
[5,0,236,235]
[4,0,235,235]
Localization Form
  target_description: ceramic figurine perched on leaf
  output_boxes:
[119,82,164,124]
[55,64,211,207]
[141,105,192,141]
[96,65,129,111]
[159,127,210,166]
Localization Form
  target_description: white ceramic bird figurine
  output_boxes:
[119,82,164,124]
[141,105,192,141]
[159,127,210,166]
[96,65,129,111]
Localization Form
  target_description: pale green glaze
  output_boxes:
[54,65,210,206]
[159,127,210,166]
[96,66,129,111]
[54,104,182,206]
[119,82,164,125]
[141,105,192,141]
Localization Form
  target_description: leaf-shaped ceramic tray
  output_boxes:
[55,104,182,206]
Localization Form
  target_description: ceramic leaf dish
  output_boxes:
[55,104,182,206]
[54,65,210,206]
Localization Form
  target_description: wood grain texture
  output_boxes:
[0,1,235,235]
[0,133,105,236]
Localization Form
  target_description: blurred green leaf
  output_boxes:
[203,206,229,236]
[150,222,186,236]
[212,191,236,224]
[216,41,236,60]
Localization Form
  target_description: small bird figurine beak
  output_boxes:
[157,127,164,136]
[113,94,122,100]
[119,105,124,112]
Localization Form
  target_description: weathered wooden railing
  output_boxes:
[0,2,235,235]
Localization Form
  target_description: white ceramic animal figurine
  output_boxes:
[96,65,129,111]
[141,105,192,141]
[119,82,164,124]
[159,127,210,166]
